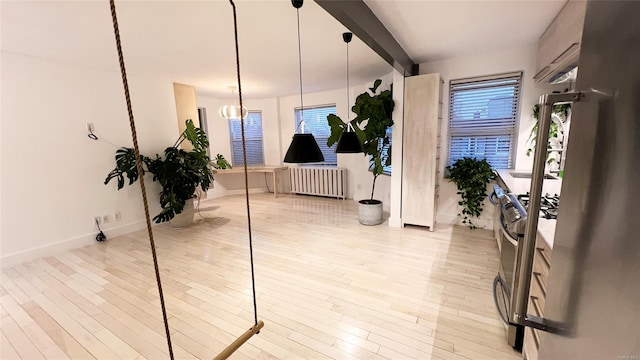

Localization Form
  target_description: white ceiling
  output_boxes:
[1,0,566,100]
[1,0,391,99]
[365,0,567,63]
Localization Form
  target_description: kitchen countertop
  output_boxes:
[537,219,557,249]
[495,169,563,196]
[495,169,562,249]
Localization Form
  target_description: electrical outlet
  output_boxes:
[94,216,102,226]
[102,214,111,224]
[113,211,121,222]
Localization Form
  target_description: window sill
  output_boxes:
[296,163,338,168]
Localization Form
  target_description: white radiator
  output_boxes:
[289,167,346,199]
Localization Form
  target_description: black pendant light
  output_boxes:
[335,32,364,154]
[335,131,363,153]
[284,133,323,163]
[283,0,324,163]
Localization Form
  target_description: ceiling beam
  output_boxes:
[315,0,418,76]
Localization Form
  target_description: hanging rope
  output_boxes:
[108,1,260,358]
[209,3,266,359]
[108,1,174,359]
[229,0,259,328]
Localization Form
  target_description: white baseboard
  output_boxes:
[390,212,491,229]
[2,190,272,268]
[206,188,268,199]
[436,213,459,225]
[1,220,147,268]
[436,212,493,230]
[388,217,402,228]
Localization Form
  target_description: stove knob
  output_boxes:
[506,207,521,221]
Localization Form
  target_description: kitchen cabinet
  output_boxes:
[534,0,586,83]
[401,73,443,230]
[523,232,553,360]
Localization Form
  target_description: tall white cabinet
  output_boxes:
[401,73,443,230]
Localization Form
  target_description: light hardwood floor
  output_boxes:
[1,193,521,360]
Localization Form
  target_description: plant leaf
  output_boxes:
[326,114,346,147]
[104,147,141,190]
[182,119,209,152]
[369,79,382,93]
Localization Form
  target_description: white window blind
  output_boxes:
[229,111,264,166]
[448,72,522,169]
[197,107,211,158]
[375,127,392,175]
[294,105,337,165]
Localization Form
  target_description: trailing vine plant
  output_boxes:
[526,103,571,163]
[446,157,495,229]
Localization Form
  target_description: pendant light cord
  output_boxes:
[346,40,350,115]
[344,35,356,133]
[108,1,174,358]
[230,0,259,327]
[296,7,305,132]
[346,39,354,132]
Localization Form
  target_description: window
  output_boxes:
[294,105,337,165]
[229,111,264,166]
[197,107,211,158]
[448,72,522,169]
[376,127,392,175]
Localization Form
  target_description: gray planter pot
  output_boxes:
[170,198,195,228]
[358,199,383,225]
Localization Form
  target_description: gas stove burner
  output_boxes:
[517,192,560,220]
[541,208,558,219]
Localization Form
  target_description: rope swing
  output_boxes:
[108,0,263,359]
[213,1,264,358]
[108,0,175,358]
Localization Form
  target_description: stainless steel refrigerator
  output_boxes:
[516,1,640,358]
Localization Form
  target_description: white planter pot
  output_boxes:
[358,199,383,226]
[170,198,195,228]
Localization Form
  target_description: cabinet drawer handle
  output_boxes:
[531,297,542,345]
[551,42,579,64]
[533,271,547,296]
[537,247,551,267]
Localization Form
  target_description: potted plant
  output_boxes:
[446,157,495,229]
[526,103,571,174]
[327,79,395,225]
[104,119,213,226]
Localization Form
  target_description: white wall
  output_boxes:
[1,51,179,266]
[197,75,396,210]
[388,69,405,227]
[278,88,352,191]
[0,47,395,265]
[275,74,394,210]
[419,44,559,228]
[197,96,282,198]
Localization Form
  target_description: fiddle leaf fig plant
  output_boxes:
[104,119,213,223]
[447,157,495,229]
[327,79,395,201]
